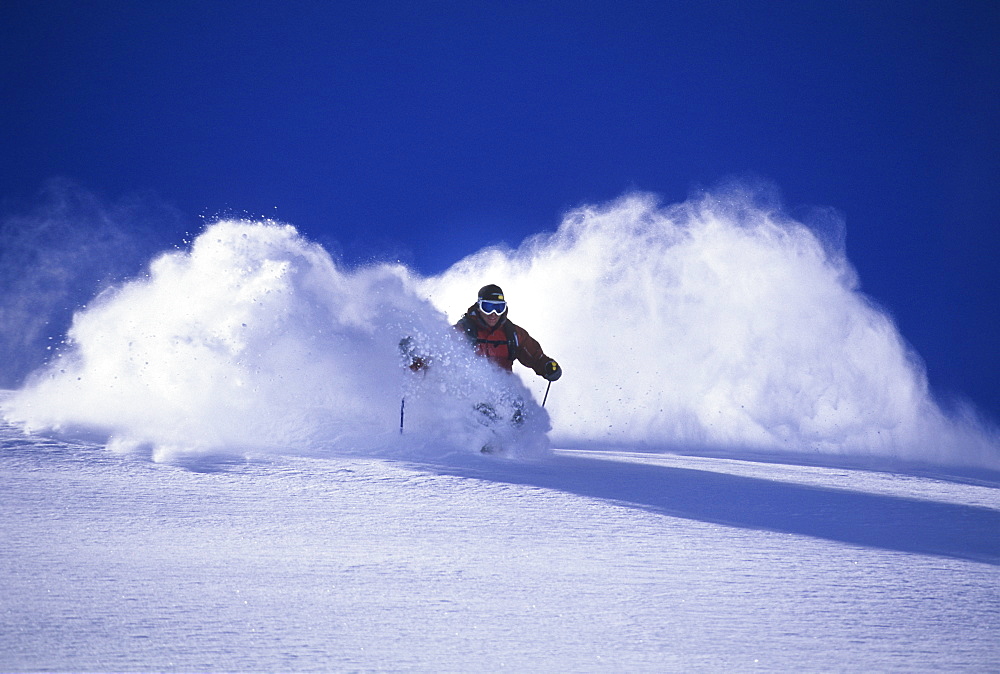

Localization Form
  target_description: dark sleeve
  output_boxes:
[513,326,551,376]
[454,315,472,338]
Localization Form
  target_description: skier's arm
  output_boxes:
[514,327,562,380]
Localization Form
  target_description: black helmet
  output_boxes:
[477,284,507,316]
[478,284,505,302]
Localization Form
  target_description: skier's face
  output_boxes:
[482,310,501,327]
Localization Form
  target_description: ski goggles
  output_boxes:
[477,299,507,315]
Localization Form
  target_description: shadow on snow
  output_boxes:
[426,451,1000,566]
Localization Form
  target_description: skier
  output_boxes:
[400,284,562,382]
[454,284,562,382]
[398,284,560,450]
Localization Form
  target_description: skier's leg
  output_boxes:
[474,402,499,425]
[511,396,525,426]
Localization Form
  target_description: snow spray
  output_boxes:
[420,190,1000,469]
[3,189,997,469]
[0,179,179,388]
[2,220,549,463]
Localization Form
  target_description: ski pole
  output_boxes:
[542,380,552,407]
[400,397,405,434]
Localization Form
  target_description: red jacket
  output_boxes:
[455,305,551,375]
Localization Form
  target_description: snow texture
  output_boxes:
[1,192,999,670]
[1,417,998,672]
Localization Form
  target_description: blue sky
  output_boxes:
[2,1,998,419]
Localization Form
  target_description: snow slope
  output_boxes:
[2,192,999,670]
[1,418,998,672]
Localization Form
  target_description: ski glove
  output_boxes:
[542,359,562,382]
[399,336,427,372]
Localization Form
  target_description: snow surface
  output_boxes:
[2,192,1000,670]
[2,416,998,672]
